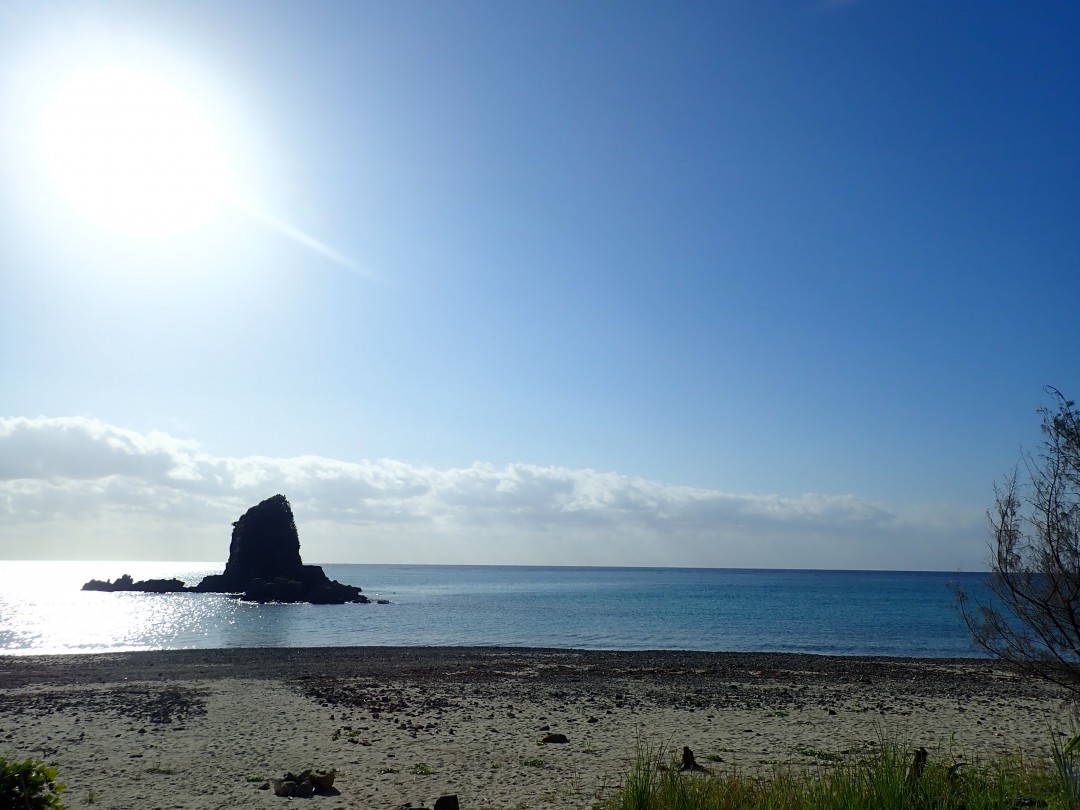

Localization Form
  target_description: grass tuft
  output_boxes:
[604,742,1070,810]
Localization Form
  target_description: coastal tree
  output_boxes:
[958,387,1080,695]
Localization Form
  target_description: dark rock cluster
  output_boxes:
[268,767,337,797]
[82,574,187,593]
[0,683,208,726]
[82,495,369,605]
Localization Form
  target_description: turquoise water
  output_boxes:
[0,562,990,657]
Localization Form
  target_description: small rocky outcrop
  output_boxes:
[271,767,336,797]
[82,574,187,593]
[83,495,369,605]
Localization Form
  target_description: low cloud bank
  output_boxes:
[0,416,984,569]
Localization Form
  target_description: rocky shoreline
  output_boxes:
[0,645,1043,697]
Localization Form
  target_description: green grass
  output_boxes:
[523,758,547,768]
[796,747,845,763]
[412,762,435,776]
[603,742,1075,810]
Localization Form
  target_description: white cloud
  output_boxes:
[0,416,986,569]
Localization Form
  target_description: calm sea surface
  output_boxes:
[0,562,991,658]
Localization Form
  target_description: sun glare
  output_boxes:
[40,68,232,238]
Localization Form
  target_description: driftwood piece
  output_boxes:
[680,746,707,772]
[906,747,928,786]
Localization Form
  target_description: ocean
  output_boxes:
[0,562,991,658]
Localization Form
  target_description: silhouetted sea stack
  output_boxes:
[83,494,369,605]
[205,493,305,590]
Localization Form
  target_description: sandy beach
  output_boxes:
[0,647,1069,809]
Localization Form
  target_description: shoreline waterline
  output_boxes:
[0,644,995,677]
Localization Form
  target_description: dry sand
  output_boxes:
[0,647,1070,809]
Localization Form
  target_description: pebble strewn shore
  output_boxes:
[0,647,1067,810]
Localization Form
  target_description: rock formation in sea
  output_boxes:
[82,494,369,605]
[82,574,188,593]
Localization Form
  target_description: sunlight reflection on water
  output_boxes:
[0,562,234,654]
[0,562,990,657]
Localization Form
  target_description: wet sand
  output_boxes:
[0,647,1068,809]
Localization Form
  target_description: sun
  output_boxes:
[40,68,232,238]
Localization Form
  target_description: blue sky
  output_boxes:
[1,2,1077,568]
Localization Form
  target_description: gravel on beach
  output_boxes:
[0,647,1067,810]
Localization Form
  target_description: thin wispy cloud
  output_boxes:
[232,199,380,283]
